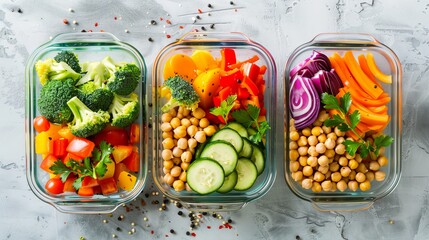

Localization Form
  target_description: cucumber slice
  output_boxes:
[250,144,265,175]
[187,159,225,194]
[234,158,258,191]
[200,141,238,176]
[247,127,257,136]
[224,122,248,138]
[195,139,208,159]
[210,128,243,153]
[239,138,253,158]
[217,170,238,193]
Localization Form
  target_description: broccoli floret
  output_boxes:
[109,93,140,128]
[38,78,77,124]
[66,96,110,138]
[161,76,200,112]
[76,62,108,87]
[54,50,82,73]
[77,81,114,111]
[102,56,141,95]
[35,58,81,85]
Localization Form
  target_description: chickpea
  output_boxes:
[170,166,182,177]
[298,146,308,156]
[312,182,322,192]
[336,136,345,145]
[161,122,172,132]
[162,131,173,139]
[163,160,174,169]
[199,118,210,128]
[307,156,318,167]
[187,138,197,150]
[335,144,346,155]
[292,171,303,181]
[338,157,349,167]
[179,171,187,182]
[173,180,186,191]
[318,111,329,122]
[177,106,184,114]
[312,119,323,127]
[337,180,347,192]
[348,159,359,170]
[329,162,340,172]
[308,146,318,157]
[321,180,332,191]
[347,181,358,191]
[172,147,183,158]
[289,150,299,161]
[163,167,171,175]
[355,154,363,163]
[204,125,217,136]
[174,126,187,139]
[290,141,298,150]
[162,149,173,161]
[162,138,175,149]
[365,171,375,182]
[318,155,329,166]
[297,136,308,146]
[340,167,351,177]
[369,161,380,171]
[301,178,313,189]
[311,126,323,136]
[314,171,325,182]
[330,183,338,192]
[177,138,188,150]
[315,143,326,154]
[194,131,206,143]
[162,113,173,123]
[181,118,191,128]
[303,166,313,177]
[168,108,177,117]
[355,172,366,183]
[327,132,338,141]
[357,163,368,173]
[170,117,181,129]
[349,170,357,180]
[302,127,311,137]
[308,135,318,146]
[183,108,191,117]
[325,149,335,159]
[181,151,193,163]
[290,161,300,172]
[180,162,190,171]
[164,173,175,185]
[317,134,327,143]
[377,155,388,167]
[318,165,329,174]
[359,180,371,191]
[192,108,206,119]
[299,156,308,167]
[331,172,342,182]
[176,113,184,119]
[186,125,198,137]
[334,126,345,137]
[190,117,199,126]
[375,171,386,181]
[324,138,336,150]
[345,152,355,160]
[172,157,181,166]
[290,131,300,141]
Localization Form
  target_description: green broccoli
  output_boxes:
[109,93,140,128]
[102,56,141,95]
[66,96,110,138]
[54,50,82,73]
[35,58,81,85]
[161,76,200,112]
[76,62,107,87]
[77,81,114,111]
[38,78,77,124]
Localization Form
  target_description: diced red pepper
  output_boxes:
[205,110,223,124]
[81,176,99,188]
[92,128,129,146]
[220,48,236,70]
[63,152,83,165]
[259,65,267,74]
[98,178,118,195]
[63,176,77,192]
[122,150,140,172]
[129,123,140,144]
[220,71,242,89]
[218,86,233,102]
[237,87,250,99]
[241,76,259,96]
[53,138,68,158]
[260,107,267,117]
[78,186,94,196]
[212,96,221,107]
[40,154,60,173]
[241,63,260,82]
[66,137,95,158]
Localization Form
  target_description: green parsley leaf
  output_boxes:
[231,109,253,128]
[344,140,362,156]
[337,122,351,132]
[210,95,237,123]
[349,110,360,129]
[231,104,270,144]
[340,92,352,113]
[324,114,344,127]
[321,93,341,110]
[94,141,113,178]
[50,160,72,182]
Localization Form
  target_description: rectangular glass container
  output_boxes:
[25,32,148,214]
[151,32,277,211]
[284,33,402,211]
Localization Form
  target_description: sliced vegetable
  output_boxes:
[66,137,95,158]
[366,52,392,84]
[112,145,134,163]
[200,141,238,176]
[163,54,197,83]
[234,158,258,191]
[117,171,137,191]
[187,159,225,194]
[33,116,50,133]
[290,50,331,79]
[192,68,221,109]
[98,177,118,195]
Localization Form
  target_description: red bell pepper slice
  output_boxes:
[122,150,140,172]
[53,138,69,158]
[63,152,83,165]
[217,86,233,102]
[212,96,221,107]
[259,65,267,74]
[92,128,129,146]
[242,62,260,82]
[66,137,95,159]
[237,87,250,99]
[220,48,236,70]
[63,176,77,192]
[220,70,242,88]
[241,76,259,96]
[78,186,94,196]
[40,154,60,173]
[98,178,118,195]
[81,176,99,188]
[129,123,140,144]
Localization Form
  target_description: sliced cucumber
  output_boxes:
[210,128,243,153]
[200,141,238,176]
[250,144,265,175]
[239,138,253,158]
[217,170,238,193]
[234,158,258,191]
[224,122,248,138]
[187,159,225,194]
[247,127,257,137]
[195,139,208,159]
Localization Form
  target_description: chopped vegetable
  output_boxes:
[231,105,270,144]
[54,50,81,73]
[161,76,200,112]
[210,95,237,124]
[109,93,140,128]
[289,50,331,79]
[365,52,392,84]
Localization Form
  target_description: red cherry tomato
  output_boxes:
[92,129,129,146]
[45,178,64,194]
[33,116,50,132]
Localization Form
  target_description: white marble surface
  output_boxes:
[1,0,428,239]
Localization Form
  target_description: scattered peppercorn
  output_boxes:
[186,231,190,236]
[230,1,235,5]
[201,26,206,31]
[208,4,213,8]
[198,9,203,13]
[116,227,122,232]
[178,211,183,216]
[151,20,157,25]
[202,212,208,215]
[166,34,171,38]
[81,29,86,32]
[212,213,217,218]
[17,8,23,13]
[228,219,233,223]
[170,229,175,234]
[94,22,99,27]
[63,19,69,24]
[145,193,149,198]
[176,202,183,208]
[196,15,201,20]
[166,19,172,24]
[210,24,215,29]
[148,37,154,42]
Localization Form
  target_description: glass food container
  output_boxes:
[25,32,148,214]
[284,33,402,211]
[151,32,277,211]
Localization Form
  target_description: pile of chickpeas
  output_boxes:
[160,106,218,192]
[288,110,388,193]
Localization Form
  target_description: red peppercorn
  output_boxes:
[166,34,171,38]
[63,19,69,24]
[166,19,171,24]
[94,22,98,27]
[198,8,203,13]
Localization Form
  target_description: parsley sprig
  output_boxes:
[210,95,237,123]
[321,92,393,159]
[50,141,113,190]
[231,105,270,143]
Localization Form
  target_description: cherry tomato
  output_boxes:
[33,116,50,132]
[92,129,129,146]
[45,178,64,194]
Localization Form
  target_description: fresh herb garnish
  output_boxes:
[210,95,237,123]
[49,140,113,190]
[321,92,393,158]
[231,104,270,144]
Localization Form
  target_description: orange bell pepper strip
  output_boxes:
[358,54,382,89]
[366,52,392,84]
[368,105,388,115]
[228,55,259,69]
[343,51,384,99]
